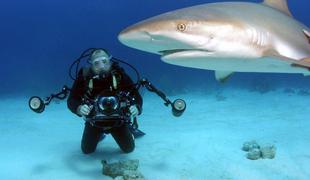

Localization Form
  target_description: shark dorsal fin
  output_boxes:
[263,0,292,17]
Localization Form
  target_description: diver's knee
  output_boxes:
[121,144,135,153]
[81,145,96,154]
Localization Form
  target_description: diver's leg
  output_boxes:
[110,124,135,153]
[81,122,103,154]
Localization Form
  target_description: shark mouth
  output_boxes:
[158,49,213,57]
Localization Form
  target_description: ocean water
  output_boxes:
[1,0,310,179]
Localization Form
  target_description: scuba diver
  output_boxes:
[68,49,142,154]
[28,48,186,155]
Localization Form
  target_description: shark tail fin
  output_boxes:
[263,0,292,17]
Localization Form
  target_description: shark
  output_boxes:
[118,0,310,82]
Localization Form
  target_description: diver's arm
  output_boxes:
[119,69,143,115]
[67,70,85,116]
[130,87,143,115]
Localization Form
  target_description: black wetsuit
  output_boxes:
[67,63,143,154]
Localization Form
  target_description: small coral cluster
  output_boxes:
[250,78,275,94]
[283,88,310,96]
[242,140,276,160]
[102,159,145,180]
[215,91,227,101]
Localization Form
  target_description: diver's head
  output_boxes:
[90,49,112,75]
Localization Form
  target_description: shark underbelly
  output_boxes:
[162,56,309,74]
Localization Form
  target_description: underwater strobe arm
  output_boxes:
[139,78,186,117]
[28,47,186,116]
[28,81,186,117]
[28,86,71,113]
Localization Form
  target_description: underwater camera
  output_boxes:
[28,48,186,119]
[97,96,120,115]
[78,91,132,129]
[84,91,134,123]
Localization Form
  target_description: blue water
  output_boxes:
[1,0,310,179]
[0,0,309,96]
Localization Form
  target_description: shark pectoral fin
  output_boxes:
[263,0,292,17]
[291,58,310,72]
[303,29,310,44]
[295,58,310,67]
[215,71,234,83]
[303,72,310,76]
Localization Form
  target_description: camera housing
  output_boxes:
[97,96,120,115]
[86,91,133,124]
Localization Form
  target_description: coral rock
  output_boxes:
[246,148,261,160]
[102,159,145,180]
[260,145,276,159]
[242,140,260,152]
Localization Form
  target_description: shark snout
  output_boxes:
[118,26,151,46]
[118,24,172,54]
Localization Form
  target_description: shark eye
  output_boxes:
[177,23,186,32]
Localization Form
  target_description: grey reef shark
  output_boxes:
[118,0,310,82]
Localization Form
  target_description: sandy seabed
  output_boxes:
[1,87,310,180]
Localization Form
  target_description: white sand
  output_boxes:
[1,87,310,180]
